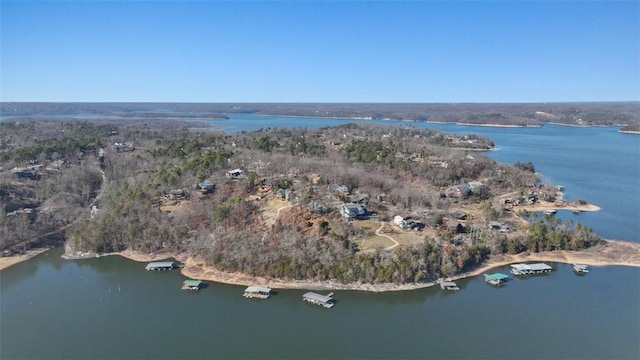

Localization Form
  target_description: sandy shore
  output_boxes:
[619,130,640,135]
[515,202,601,213]
[0,248,51,271]
[455,122,542,128]
[5,240,639,292]
[117,239,640,292]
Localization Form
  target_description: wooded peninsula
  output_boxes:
[1,103,638,288]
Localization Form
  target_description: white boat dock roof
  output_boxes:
[145,261,174,269]
[573,264,589,272]
[303,292,333,303]
[511,263,552,271]
[244,286,272,293]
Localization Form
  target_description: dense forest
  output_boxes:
[1,118,603,284]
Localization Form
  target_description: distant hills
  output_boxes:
[1,102,638,127]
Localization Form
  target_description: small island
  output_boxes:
[1,108,639,289]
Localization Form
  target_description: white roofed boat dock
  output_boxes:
[303,292,336,308]
[510,263,553,275]
[145,261,175,271]
[243,286,272,299]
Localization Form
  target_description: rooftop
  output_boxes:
[183,280,202,287]
[303,292,334,304]
[485,273,509,281]
[511,263,552,271]
[245,286,272,293]
[146,261,174,268]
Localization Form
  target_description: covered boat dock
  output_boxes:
[243,286,272,299]
[303,292,335,308]
[510,263,553,275]
[145,261,175,271]
[572,264,589,274]
[484,273,509,285]
[182,280,203,290]
[440,281,460,291]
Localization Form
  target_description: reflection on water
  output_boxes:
[1,117,639,359]
[1,249,638,359]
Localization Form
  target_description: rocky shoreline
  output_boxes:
[4,239,638,291]
[52,239,640,292]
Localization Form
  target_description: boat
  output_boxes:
[181,280,203,290]
[440,281,460,291]
[303,292,335,308]
[572,264,589,274]
[243,286,272,299]
[543,209,557,215]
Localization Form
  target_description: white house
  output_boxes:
[340,203,367,220]
[227,169,244,178]
[393,215,407,229]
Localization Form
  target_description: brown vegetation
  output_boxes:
[0,116,605,284]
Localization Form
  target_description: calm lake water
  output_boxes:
[1,114,639,359]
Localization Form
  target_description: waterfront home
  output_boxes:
[145,261,175,271]
[167,189,186,200]
[340,203,367,220]
[445,184,472,198]
[442,219,465,234]
[484,273,509,286]
[468,181,486,194]
[303,292,336,308]
[394,215,407,229]
[243,286,272,299]
[182,280,203,290]
[510,263,553,275]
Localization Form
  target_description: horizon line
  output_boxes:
[2,100,639,105]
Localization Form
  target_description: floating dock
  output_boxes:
[510,263,553,275]
[484,273,509,285]
[440,281,460,291]
[243,286,272,299]
[303,292,335,308]
[572,264,589,274]
[182,280,203,290]
[145,261,175,271]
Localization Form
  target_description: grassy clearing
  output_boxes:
[391,231,425,247]
[355,236,395,250]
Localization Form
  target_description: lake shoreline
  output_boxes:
[3,239,639,290]
[77,239,640,292]
[0,247,51,271]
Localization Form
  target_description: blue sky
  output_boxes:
[1,1,638,102]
